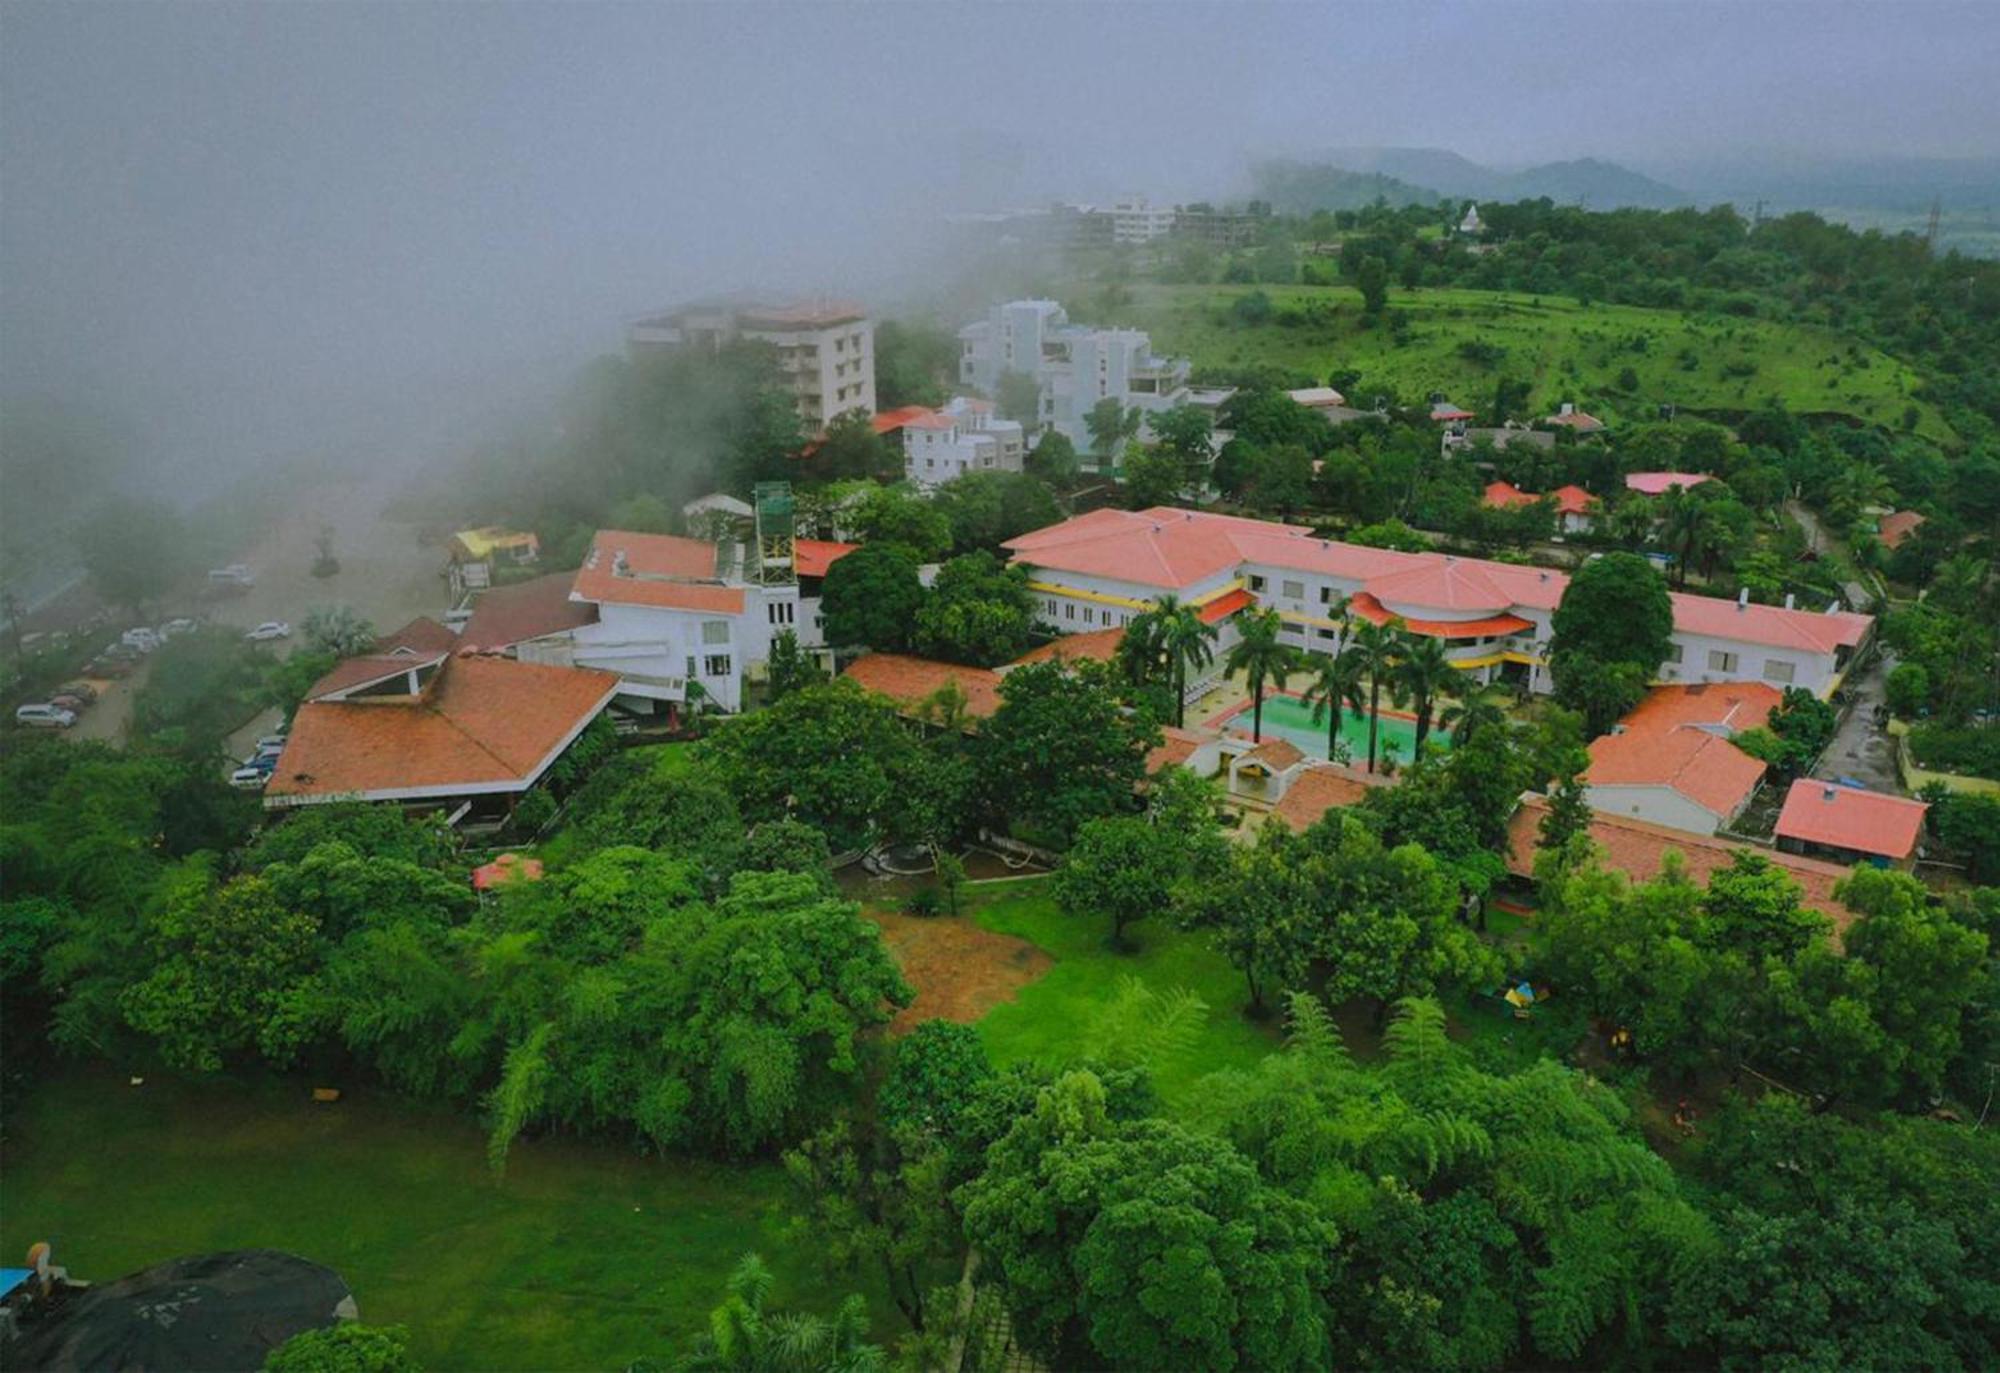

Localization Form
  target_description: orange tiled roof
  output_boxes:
[458,573,596,652]
[1199,588,1255,624]
[1877,510,1926,550]
[795,539,859,580]
[1775,780,1928,860]
[268,657,618,804]
[1549,484,1596,515]
[1625,471,1713,496]
[871,405,934,435]
[1272,764,1391,832]
[1506,797,1854,933]
[1547,410,1605,431]
[840,653,1004,723]
[1145,725,1208,774]
[571,530,744,615]
[1584,684,1780,819]
[306,617,459,700]
[1010,627,1126,667]
[1348,591,1533,640]
[1240,736,1307,772]
[1484,480,1537,509]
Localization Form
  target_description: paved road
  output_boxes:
[1785,500,1874,609]
[1814,650,1903,794]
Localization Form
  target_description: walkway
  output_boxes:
[1814,650,1902,794]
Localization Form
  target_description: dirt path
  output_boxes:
[864,907,1054,1034]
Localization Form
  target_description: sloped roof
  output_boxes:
[1484,480,1537,509]
[1146,725,1209,774]
[1625,471,1713,496]
[458,573,596,652]
[1010,626,1126,667]
[1240,736,1307,771]
[305,617,459,700]
[795,539,859,579]
[1272,764,1391,832]
[268,657,618,803]
[1004,507,1872,652]
[1877,510,1926,549]
[450,527,538,560]
[1775,780,1928,859]
[1349,591,1533,640]
[1547,409,1606,431]
[840,653,1005,723]
[1585,684,1781,819]
[1506,797,1853,931]
[1549,484,1597,515]
[871,405,934,435]
[571,529,744,614]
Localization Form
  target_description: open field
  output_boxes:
[1085,283,1954,443]
[0,1067,877,1371]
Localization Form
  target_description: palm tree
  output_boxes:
[1300,647,1365,764]
[1393,632,1456,756]
[1347,617,1404,774]
[1224,608,1297,744]
[1115,606,1168,693]
[1438,683,1511,748]
[1659,487,1711,589]
[1155,594,1219,727]
[674,1252,885,1373]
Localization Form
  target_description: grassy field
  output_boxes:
[970,882,1283,1104]
[1087,282,1954,443]
[0,1066,877,1371]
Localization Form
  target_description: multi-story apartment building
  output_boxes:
[1170,202,1271,248]
[901,397,1027,488]
[1107,196,1177,244]
[1003,507,1873,701]
[627,297,875,432]
[957,300,1191,453]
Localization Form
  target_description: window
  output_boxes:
[1664,643,1684,664]
[1083,607,1095,625]
[1064,603,1076,621]
[767,601,794,626]
[1318,627,1338,640]
[1281,579,1305,601]
[685,655,696,681]
[1762,659,1796,684]
[702,620,730,645]
[1248,575,1266,591]
[704,654,733,678]
[1708,649,1739,673]
[1319,586,1334,604]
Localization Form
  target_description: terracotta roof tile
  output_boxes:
[795,539,859,580]
[1010,626,1126,667]
[1146,725,1208,774]
[1484,480,1536,509]
[840,653,1004,722]
[1877,510,1925,550]
[268,657,618,804]
[571,530,744,615]
[1626,471,1713,496]
[1584,684,1780,819]
[305,618,460,700]
[1272,764,1391,832]
[1242,736,1307,771]
[458,573,597,652]
[1506,798,1855,933]
[1775,780,1928,860]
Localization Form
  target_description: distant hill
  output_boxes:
[1250,160,1446,214]
[1309,146,1691,210]
[1640,153,2000,215]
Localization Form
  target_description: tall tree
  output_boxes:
[1393,630,1455,754]
[1300,646,1364,764]
[1137,593,1218,728]
[1084,398,1142,462]
[975,660,1160,848]
[1347,617,1405,773]
[818,543,926,653]
[1223,608,1297,744]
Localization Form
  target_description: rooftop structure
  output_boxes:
[840,653,1005,724]
[1003,507,1872,699]
[1583,684,1782,834]
[1626,471,1714,496]
[628,296,875,431]
[1286,386,1348,410]
[957,300,1190,454]
[1546,402,1606,432]
[1506,797,1854,933]
[1877,510,1926,550]
[446,527,539,597]
[1271,763,1392,832]
[1775,780,1928,865]
[456,572,597,654]
[1429,401,1475,423]
[898,396,1027,488]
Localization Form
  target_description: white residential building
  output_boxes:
[1003,508,1873,701]
[514,530,858,716]
[902,397,1027,488]
[628,297,875,432]
[1107,196,1176,244]
[957,300,1191,453]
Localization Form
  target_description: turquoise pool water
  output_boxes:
[1218,693,1450,764]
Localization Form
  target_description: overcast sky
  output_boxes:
[4,1,1997,490]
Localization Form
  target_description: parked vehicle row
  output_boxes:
[228,732,289,789]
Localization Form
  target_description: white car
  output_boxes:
[245,621,292,642]
[121,627,162,653]
[15,703,77,729]
[159,617,199,638]
[228,765,271,790]
[255,733,288,752]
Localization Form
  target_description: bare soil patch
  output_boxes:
[865,907,1054,1034]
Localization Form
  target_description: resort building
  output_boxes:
[957,300,1190,453]
[1002,507,1872,701]
[1581,684,1781,834]
[900,397,1027,488]
[445,527,539,600]
[1625,471,1713,496]
[628,297,875,431]
[265,620,619,824]
[1107,195,1177,244]
[1775,780,1928,868]
[1546,402,1607,433]
[1483,480,1598,534]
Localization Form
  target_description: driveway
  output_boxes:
[1786,500,1874,609]
[1814,650,1902,794]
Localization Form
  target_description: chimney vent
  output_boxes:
[1823,787,1839,802]
[1737,587,1749,610]
[1784,593,1795,609]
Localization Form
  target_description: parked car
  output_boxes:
[252,741,285,763]
[121,627,162,653]
[228,766,270,790]
[49,693,91,713]
[255,732,288,752]
[15,703,77,729]
[102,641,142,662]
[244,621,291,642]
[159,617,199,638]
[207,564,255,588]
[57,681,99,704]
[84,657,134,679]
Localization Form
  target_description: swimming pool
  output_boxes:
[1216,692,1450,764]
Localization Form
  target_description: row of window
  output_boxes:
[832,331,866,355]
[1043,597,1134,629]
[684,654,732,679]
[1660,642,1796,682]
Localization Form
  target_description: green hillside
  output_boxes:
[1088,283,1954,442]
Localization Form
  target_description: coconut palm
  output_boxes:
[673,1252,885,1373]
[1300,647,1364,764]
[1347,616,1405,774]
[1393,631,1457,755]
[1156,594,1220,727]
[1223,608,1298,744]
[1438,683,1511,748]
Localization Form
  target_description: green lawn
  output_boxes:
[970,882,1282,1104]
[1085,282,1953,442]
[0,1066,875,1371]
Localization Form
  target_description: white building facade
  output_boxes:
[902,397,1027,488]
[628,298,875,432]
[957,300,1191,453]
